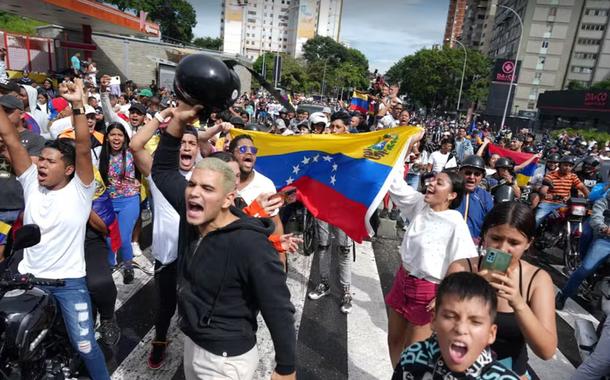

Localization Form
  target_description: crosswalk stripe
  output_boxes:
[113,252,155,311]
[348,242,393,379]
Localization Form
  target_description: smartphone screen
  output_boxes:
[480,248,512,273]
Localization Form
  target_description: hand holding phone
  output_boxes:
[480,248,512,274]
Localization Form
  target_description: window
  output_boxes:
[572,66,594,73]
[585,9,609,16]
[581,24,606,31]
[541,40,549,48]
[574,52,598,59]
[549,7,557,16]
[578,38,602,45]
[535,72,543,79]
[546,22,554,33]
[538,56,546,65]
[527,101,536,110]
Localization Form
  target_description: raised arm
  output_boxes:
[59,79,93,185]
[0,107,31,175]
[130,107,173,177]
[99,75,130,129]
[197,122,229,156]
[515,152,541,172]
[476,137,491,157]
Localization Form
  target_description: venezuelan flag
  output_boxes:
[0,220,10,245]
[349,90,369,115]
[488,144,539,187]
[230,127,422,242]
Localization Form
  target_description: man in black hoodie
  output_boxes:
[151,102,296,380]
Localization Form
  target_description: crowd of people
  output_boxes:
[0,51,609,380]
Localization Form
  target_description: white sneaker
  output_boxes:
[131,242,143,257]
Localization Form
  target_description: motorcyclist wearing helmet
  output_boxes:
[528,152,560,209]
[456,155,494,241]
[535,156,590,226]
[485,157,522,199]
[309,111,328,135]
[576,156,603,193]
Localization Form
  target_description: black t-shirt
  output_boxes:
[577,170,602,192]
[0,130,45,210]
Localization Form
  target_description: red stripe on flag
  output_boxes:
[288,176,369,243]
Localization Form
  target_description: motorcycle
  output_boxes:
[0,224,83,380]
[535,196,589,273]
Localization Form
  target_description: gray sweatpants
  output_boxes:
[316,219,352,289]
[572,316,610,380]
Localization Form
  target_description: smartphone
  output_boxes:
[109,76,121,85]
[480,248,512,273]
[270,187,297,201]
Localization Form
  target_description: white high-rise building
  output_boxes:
[220,0,343,61]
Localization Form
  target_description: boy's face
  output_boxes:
[432,294,496,373]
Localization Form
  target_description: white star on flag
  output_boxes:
[322,155,333,162]
[332,163,338,172]
[330,175,336,185]
[292,165,300,175]
[313,154,320,162]
[302,156,310,165]
[286,176,294,185]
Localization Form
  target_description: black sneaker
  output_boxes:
[98,317,121,346]
[340,291,353,314]
[379,209,389,219]
[123,268,134,284]
[148,341,169,369]
[308,282,330,300]
[555,291,566,310]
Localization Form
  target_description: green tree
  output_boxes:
[192,37,222,50]
[253,53,309,93]
[567,80,588,90]
[386,47,491,111]
[590,79,610,90]
[105,0,196,43]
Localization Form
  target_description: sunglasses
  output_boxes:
[237,145,258,155]
[462,169,483,177]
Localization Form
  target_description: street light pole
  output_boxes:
[321,59,328,96]
[451,38,467,123]
[498,4,524,129]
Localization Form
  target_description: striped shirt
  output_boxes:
[544,171,582,202]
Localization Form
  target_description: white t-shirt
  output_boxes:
[239,170,278,216]
[388,174,477,283]
[147,174,182,264]
[427,151,457,173]
[17,164,95,279]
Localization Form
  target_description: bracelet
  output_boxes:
[155,113,165,123]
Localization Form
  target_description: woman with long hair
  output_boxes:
[98,122,141,284]
[386,161,478,367]
[447,201,557,379]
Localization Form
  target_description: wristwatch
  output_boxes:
[72,107,86,115]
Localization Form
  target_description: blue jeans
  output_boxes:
[579,220,594,258]
[39,277,109,380]
[535,201,564,227]
[109,195,140,267]
[562,237,610,298]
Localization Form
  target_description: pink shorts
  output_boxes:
[385,266,439,326]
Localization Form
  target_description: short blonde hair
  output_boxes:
[194,157,237,193]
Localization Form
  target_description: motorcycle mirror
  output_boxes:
[11,225,41,252]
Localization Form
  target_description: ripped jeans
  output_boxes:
[39,277,110,380]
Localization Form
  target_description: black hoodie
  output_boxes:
[152,133,296,374]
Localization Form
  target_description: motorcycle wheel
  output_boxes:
[302,210,317,256]
[564,229,581,274]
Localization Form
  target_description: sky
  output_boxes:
[188,0,449,73]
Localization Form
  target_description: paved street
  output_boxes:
[96,219,600,380]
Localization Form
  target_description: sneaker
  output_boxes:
[131,242,143,257]
[340,291,353,314]
[98,317,121,346]
[389,208,399,221]
[308,282,330,300]
[123,268,135,285]
[555,291,566,310]
[379,209,389,219]
[148,341,169,369]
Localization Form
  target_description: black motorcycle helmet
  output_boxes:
[494,157,515,170]
[173,54,241,111]
[546,153,561,163]
[460,155,486,172]
[243,123,263,131]
[582,156,600,167]
[522,146,535,154]
[492,184,515,204]
[559,155,577,165]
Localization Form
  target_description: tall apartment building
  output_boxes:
[485,0,610,116]
[444,0,468,47]
[460,0,497,53]
[220,0,343,61]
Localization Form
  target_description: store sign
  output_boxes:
[492,59,521,84]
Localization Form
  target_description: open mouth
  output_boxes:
[242,156,254,167]
[186,200,204,220]
[180,153,194,167]
[37,171,48,181]
[448,341,468,364]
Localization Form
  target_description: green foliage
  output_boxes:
[590,79,610,90]
[0,11,46,35]
[105,0,196,43]
[386,47,492,111]
[252,36,369,95]
[566,80,588,90]
[550,128,610,147]
[192,37,222,50]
